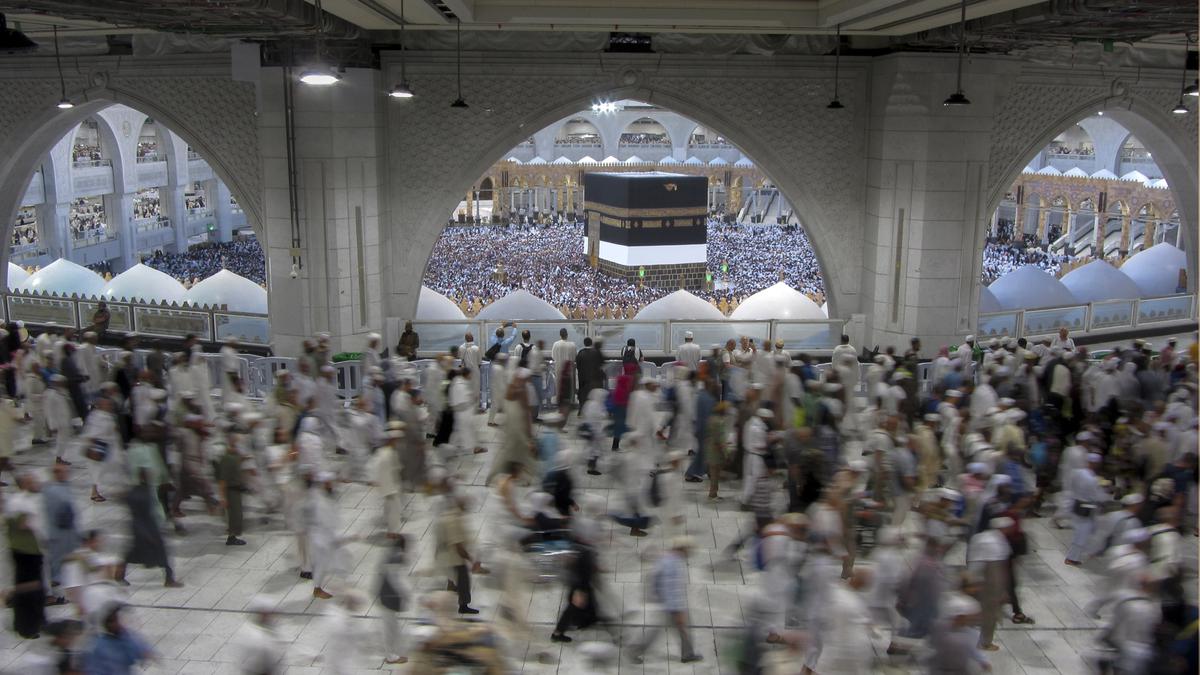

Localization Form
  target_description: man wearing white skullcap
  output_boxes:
[1065,452,1107,566]
[956,334,977,365]
[676,330,701,372]
[1053,431,1092,528]
[236,595,287,673]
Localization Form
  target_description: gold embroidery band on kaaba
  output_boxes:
[583,201,708,220]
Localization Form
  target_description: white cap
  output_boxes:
[965,335,975,342]
[945,389,962,398]
[847,459,868,473]
[1121,493,1145,506]
[1087,452,1102,463]
[684,331,693,339]
[755,408,774,419]
[989,517,1015,530]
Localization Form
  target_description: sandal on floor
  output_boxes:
[90,494,107,503]
[1012,613,1035,624]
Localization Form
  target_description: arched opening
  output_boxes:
[4,102,264,302]
[478,176,494,201]
[687,125,731,149]
[980,102,1196,318]
[418,100,828,323]
[554,118,601,148]
[618,117,670,151]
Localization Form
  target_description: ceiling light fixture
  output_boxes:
[827,24,844,110]
[389,0,414,99]
[450,18,468,108]
[943,0,970,106]
[300,0,340,86]
[1171,36,1193,113]
[52,25,72,109]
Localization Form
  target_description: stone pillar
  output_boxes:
[36,202,70,260]
[1063,207,1075,253]
[164,184,189,252]
[1118,214,1131,255]
[257,67,386,356]
[110,192,137,270]
[213,180,234,240]
[858,55,1021,354]
[1145,219,1157,247]
[1036,206,1049,243]
[993,208,1003,238]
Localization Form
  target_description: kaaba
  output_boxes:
[582,172,708,290]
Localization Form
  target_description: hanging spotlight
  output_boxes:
[389,0,414,99]
[1186,80,1199,97]
[450,18,468,108]
[300,0,339,86]
[1172,35,1194,112]
[943,0,971,106]
[52,25,72,109]
[827,24,844,109]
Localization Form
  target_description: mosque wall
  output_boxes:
[0,49,1194,356]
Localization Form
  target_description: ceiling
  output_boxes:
[0,0,1195,54]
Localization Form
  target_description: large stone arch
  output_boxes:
[983,88,1198,302]
[0,57,261,275]
[387,54,867,323]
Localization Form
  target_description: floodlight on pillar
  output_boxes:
[943,0,971,107]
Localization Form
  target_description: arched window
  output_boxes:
[71,118,109,168]
[555,118,601,147]
[618,118,669,147]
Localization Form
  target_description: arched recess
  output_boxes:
[618,116,671,147]
[0,86,264,275]
[403,85,842,318]
[982,93,1198,303]
[478,176,494,200]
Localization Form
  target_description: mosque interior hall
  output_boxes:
[0,1,1197,674]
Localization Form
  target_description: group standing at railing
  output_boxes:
[1,313,1196,672]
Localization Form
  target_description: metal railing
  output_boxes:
[72,158,111,169]
[977,293,1196,339]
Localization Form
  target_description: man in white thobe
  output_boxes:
[448,369,484,455]
[459,333,482,409]
[741,408,772,506]
[1065,452,1106,565]
[549,328,576,408]
[676,331,702,372]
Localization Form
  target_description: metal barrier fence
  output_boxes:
[978,293,1196,340]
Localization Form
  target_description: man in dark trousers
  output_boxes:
[59,342,90,420]
[574,337,606,414]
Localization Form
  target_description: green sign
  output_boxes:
[638,266,645,278]
[705,272,713,282]
[721,262,728,273]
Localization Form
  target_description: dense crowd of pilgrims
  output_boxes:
[423,219,829,317]
[0,307,1194,672]
[980,234,1071,285]
[142,239,267,286]
[68,199,109,243]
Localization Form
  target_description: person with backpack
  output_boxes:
[620,338,643,365]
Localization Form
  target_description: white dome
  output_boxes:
[987,265,1079,310]
[577,155,598,164]
[17,258,106,298]
[683,156,704,166]
[1121,243,1187,297]
[551,156,574,165]
[505,157,523,164]
[599,156,621,165]
[1022,165,1036,174]
[1060,260,1142,303]
[708,156,729,166]
[1120,170,1150,183]
[415,286,467,320]
[820,301,828,317]
[476,290,565,320]
[1090,169,1118,180]
[734,156,754,168]
[979,285,1003,313]
[102,263,188,304]
[1035,166,1062,176]
[623,155,645,164]
[7,263,29,289]
[1149,178,1169,189]
[658,156,680,165]
[526,156,547,165]
[634,289,724,321]
[730,282,825,320]
[185,270,268,313]
[1062,167,1088,177]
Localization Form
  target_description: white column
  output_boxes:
[213,180,234,240]
[164,184,189,252]
[110,192,137,270]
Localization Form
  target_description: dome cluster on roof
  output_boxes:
[730,282,825,320]
[7,262,29,290]
[634,289,723,321]
[982,243,1189,311]
[185,269,268,313]
[475,290,566,320]
[103,263,189,304]
[17,259,107,298]
[415,286,467,321]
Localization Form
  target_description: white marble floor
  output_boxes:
[0,414,1192,674]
